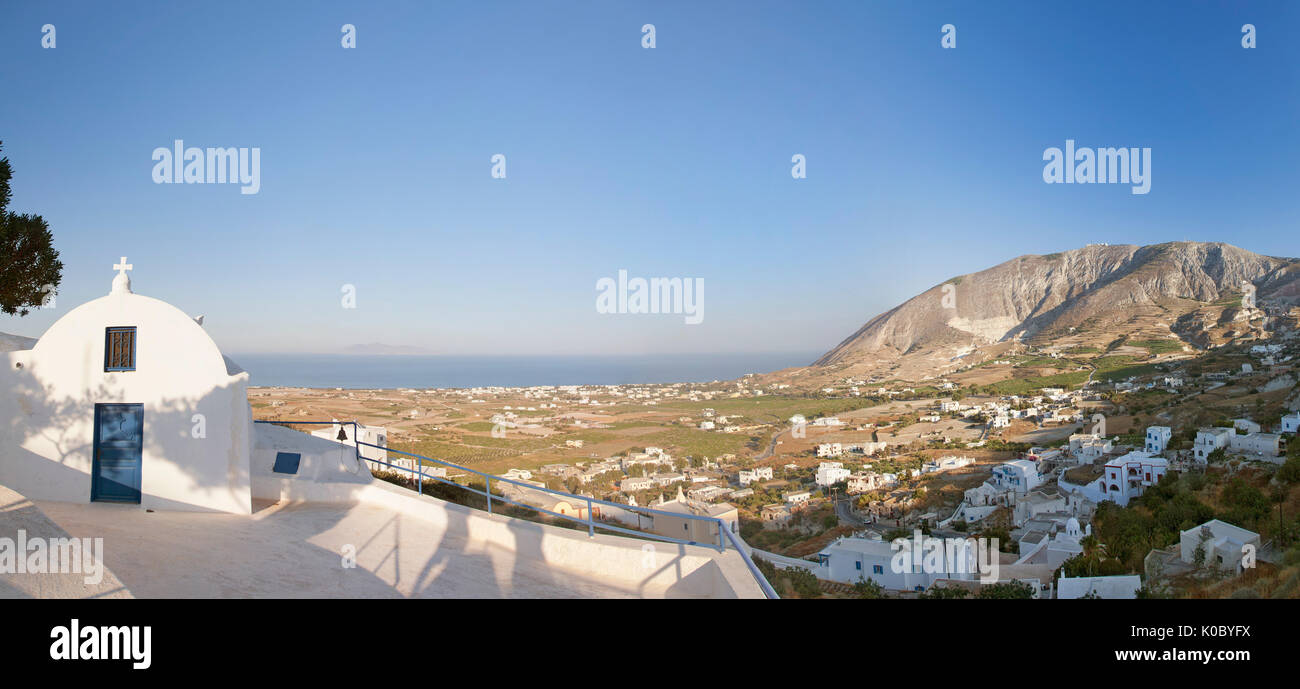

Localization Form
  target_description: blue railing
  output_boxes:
[255,419,778,599]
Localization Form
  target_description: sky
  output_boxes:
[1,1,1297,357]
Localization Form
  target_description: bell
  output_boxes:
[336,426,348,441]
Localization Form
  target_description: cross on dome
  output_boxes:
[111,256,134,294]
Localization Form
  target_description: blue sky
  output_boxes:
[1,1,1297,356]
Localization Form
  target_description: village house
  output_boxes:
[1144,426,1172,455]
[1179,519,1260,574]
[815,461,851,487]
[784,490,812,508]
[760,503,792,528]
[619,476,655,493]
[541,463,579,479]
[738,466,773,486]
[1099,451,1168,506]
[648,472,684,487]
[990,459,1042,495]
[846,441,888,456]
[1026,447,1063,464]
[1012,488,1068,527]
[1195,425,1283,461]
[687,484,732,503]
[1056,574,1142,599]
[1193,427,1233,461]
[649,497,739,544]
[816,442,843,458]
[813,536,979,591]
[1229,431,1283,460]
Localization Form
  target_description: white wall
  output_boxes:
[0,289,252,514]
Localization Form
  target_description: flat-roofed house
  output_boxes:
[1180,520,1260,573]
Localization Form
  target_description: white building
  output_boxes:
[1233,419,1262,435]
[1017,516,1089,568]
[846,472,893,494]
[1056,575,1142,599]
[737,466,773,486]
[1144,426,1172,455]
[847,441,888,456]
[1193,427,1233,462]
[1282,412,1300,434]
[1229,431,1282,460]
[990,460,1042,494]
[0,259,255,513]
[815,461,851,487]
[784,490,811,506]
[814,536,978,591]
[1012,489,1067,527]
[1179,519,1260,574]
[1099,451,1167,506]
[620,476,655,493]
[816,442,843,458]
[312,420,388,468]
[923,456,973,473]
[1027,447,1063,463]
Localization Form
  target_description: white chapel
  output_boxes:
[0,258,255,513]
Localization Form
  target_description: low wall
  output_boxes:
[251,424,766,598]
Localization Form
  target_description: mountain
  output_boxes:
[809,242,1300,382]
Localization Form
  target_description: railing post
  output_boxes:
[486,476,492,514]
[717,519,725,553]
[417,460,423,496]
[587,498,594,538]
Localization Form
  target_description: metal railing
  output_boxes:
[255,419,778,598]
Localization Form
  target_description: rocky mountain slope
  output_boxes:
[809,242,1300,382]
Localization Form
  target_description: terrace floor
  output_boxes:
[30,498,656,598]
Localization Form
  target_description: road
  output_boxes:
[754,426,787,461]
[833,494,868,528]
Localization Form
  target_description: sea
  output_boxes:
[230,352,821,390]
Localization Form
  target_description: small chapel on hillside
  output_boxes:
[0,259,256,513]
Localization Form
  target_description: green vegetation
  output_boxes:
[984,370,1089,395]
[638,426,755,458]
[0,142,64,316]
[1093,355,1163,383]
[852,578,888,599]
[753,558,822,598]
[1127,338,1184,354]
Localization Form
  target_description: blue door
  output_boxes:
[92,403,143,503]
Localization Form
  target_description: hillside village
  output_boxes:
[252,322,1300,599]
